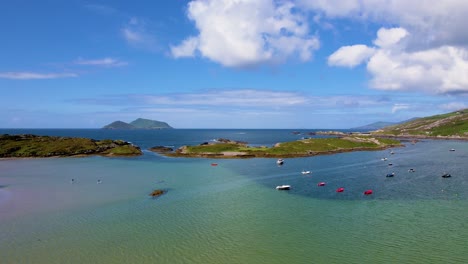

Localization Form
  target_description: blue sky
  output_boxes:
[1,0,467,129]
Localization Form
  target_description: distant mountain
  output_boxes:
[351,121,399,131]
[103,118,173,129]
[372,109,468,137]
[352,118,420,131]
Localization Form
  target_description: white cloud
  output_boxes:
[74,57,128,67]
[374,28,408,48]
[328,45,375,67]
[139,89,308,107]
[121,18,157,51]
[170,37,198,58]
[329,26,468,94]
[171,0,319,67]
[367,44,468,93]
[299,0,468,48]
[0,72,78,80]
[392,103,410,113]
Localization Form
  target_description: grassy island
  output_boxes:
[163,136,402,158]
[0,134,142,158]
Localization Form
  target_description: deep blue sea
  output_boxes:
[1,129,467,263]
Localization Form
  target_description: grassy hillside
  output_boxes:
[373,109,468,137]
[0,134,142,158]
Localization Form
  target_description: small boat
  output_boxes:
[408,168,415,172]
[301,170,311,175]
[317,182,326,186]
[450,148,455,151]
[364,189,373,195]
[276,185,291,190]
[381,158,387,161]
[386,173,395,177]
[441,173,451,178]
[390,151,395,155]
[336,187,345,193]
[211,163,218,166]
[276,159,284,165]
[388,163,393,166]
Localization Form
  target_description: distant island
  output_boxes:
[103,118,173,129]
[0,134,142,158]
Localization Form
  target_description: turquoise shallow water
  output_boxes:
[1,129,467,263]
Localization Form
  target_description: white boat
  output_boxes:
[276,185,291,190]
[276,159,284,165]
[301,170,311,175]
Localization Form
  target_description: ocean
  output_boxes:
[1,129,467,263]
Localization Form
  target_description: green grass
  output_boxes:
[0,134,142,157]
[175,136,401,157]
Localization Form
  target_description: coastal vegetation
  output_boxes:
[0,134,142,158]
[372,109,468,138]
[164,137,402,158]
[103,118,173,129]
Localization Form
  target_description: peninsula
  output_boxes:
[0,134,142,158]
[371,108,468,139]
[159,137,402,158]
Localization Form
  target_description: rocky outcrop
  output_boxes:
[149,146,174,153]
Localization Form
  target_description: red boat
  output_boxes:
[336,187,344,192]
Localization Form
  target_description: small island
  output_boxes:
[103,118,173,129]
[0,134,142,158]
[157,136,402,158]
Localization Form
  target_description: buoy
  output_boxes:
[317,182,326,186]
[364,189,373,195]
[336,187,344,192]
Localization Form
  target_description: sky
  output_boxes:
[1,0,468,129]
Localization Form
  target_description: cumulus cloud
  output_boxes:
[299,0,468,48]
[329,26,468,94]
[302,0,468,94]
[328,45,375,67]
[171,0,319,67]
[374,28,408,48]
[0,72,78,80]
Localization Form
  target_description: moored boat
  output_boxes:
[276,185,291,190]
[441,173,451,178]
